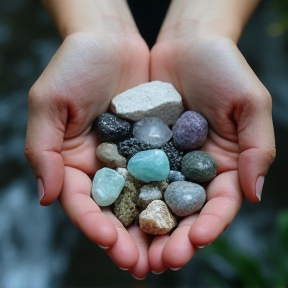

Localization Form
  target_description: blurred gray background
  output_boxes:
[0,0,287,287]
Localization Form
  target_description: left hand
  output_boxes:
[148,24,276,272]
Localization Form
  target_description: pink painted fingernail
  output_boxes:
[256,176,265,201]
[37,178,45,202]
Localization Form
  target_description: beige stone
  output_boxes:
[139,200,177,235]
[96,143,126,168]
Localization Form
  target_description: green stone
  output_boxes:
[181,151,217,182]
[127,149,170,182]
[91,168,125,206]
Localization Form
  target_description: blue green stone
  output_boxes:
[91,168,125,206]
[127,149,170,182]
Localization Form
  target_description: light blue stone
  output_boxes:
[91,168,125,206]
[127,149,170,182]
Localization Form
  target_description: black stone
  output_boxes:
[160,141,184,171]
[95,113,132,142]
[181,151,217,182]
[117,138,155,159]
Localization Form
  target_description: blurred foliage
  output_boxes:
[270,0,288,32]
[202,210,288,287]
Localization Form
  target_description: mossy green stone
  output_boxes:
[127,149,170,182]
[181,151,217,182]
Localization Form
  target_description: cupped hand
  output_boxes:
[149,27,276,271]
[25,20,152,278]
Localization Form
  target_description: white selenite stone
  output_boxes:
[110,81,184,125]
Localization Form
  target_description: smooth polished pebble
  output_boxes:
[172,111,208,151]
[133,117,172,146]
[96,142,127,168]
[164,181,206,217]
[139,200,177,235]
[181,151,217,182]
[127,149,170,182]
[91,168,125,206]
[110,81,184,125]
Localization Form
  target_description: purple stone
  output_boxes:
[172,111,208,151]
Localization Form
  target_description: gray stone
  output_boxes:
[133,117,172,146]
[110,81,184,125]
[168,170,186,183]
[164,181,206,217]
[96,143,127,168]
[181,151,217,182]
[139,200,177,235]
[137,184,163,208]
[113,181,140,227]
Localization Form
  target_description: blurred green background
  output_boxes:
[0,0,287,287]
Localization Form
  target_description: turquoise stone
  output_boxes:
[127,149,170,182]
[91,168,125,206]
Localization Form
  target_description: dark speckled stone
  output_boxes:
[181,151,217,182]
[172,111,208,151]
[95,113,132,142]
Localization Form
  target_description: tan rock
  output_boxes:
[139,200,177,235]
[96,143,126,168]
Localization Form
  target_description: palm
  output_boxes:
[149,32,273,271]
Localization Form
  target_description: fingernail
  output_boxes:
[131,274,145,280]
[119,267,128,271]
[151,270,165,274]
[37,178,45,202]
[256,176,265,201]
[98,245,109,249]
[170,267,181,271]
[197,245,206,249]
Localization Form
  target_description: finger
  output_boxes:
[162,215,198,270]
[104,212,139,270]
[189,170,242,247]
[237,90,276,202]
[128,225,152,279]
[25,84,67,206]
[59,166,118,248]
[149,235,169,274]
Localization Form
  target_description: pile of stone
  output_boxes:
[91,81,217,235]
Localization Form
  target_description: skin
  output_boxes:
[25,0,276,279]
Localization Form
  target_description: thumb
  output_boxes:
[25,85,67,206]
[237,90,276,203]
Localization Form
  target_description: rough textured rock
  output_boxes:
[172,111,208,151]
[139,200,177,235]
[113,181,140,227]
[96,142,127,168]
[168,170,186,183]
[127,149,170,182]
[133,117,172,146]
[95,113,132,142]
[117,138,154,159]
[115,167,145,192]
[91,168,125,206]
[110,81,184,125]
[137,183,163,208]
[181,151,217,182]
[164,181,206,217]
[161,141,184,171]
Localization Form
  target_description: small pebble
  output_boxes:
[172,111,208,151]
[96,143,127,168]
[164,181,206,217]
[127,149,170,182]
[91,168,125,206]
[113,181,139,227]
[95,113,131,142]
[139,200,177,235]
[137,184,163,208]
[110,81,184,125]
[133,117,172,147]
[181,151,217,182]
[168,170,186,183]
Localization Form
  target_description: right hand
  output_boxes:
[25,20,151,278]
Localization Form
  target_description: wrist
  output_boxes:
[42,0,137,39]
[158,0,260,43]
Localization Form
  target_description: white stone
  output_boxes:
[110,81,184,125]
